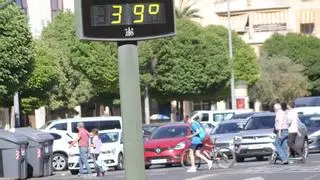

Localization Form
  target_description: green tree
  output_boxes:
[0,1,34,105]
[263,33,320,95]
[175,0,201,19]
[21,40,61,113]
[140,20,259,101]
[249,55,309,104]
[25,12,119,112]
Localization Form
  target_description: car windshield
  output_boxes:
[151,126,188,140]
[245,116,275,130]
[213,122,241,134]
[39,121,53,129]
[300,116,320,132]
[231,113,254,119]
[99,132,120,143]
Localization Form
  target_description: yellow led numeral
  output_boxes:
[148,4,160,15]
[111,5,122,24]
[133,4,145,23]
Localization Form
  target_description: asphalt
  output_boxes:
[31,153,320,180]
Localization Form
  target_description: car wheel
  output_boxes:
[256,156,264,161]
[115,153,124,170]
[52,153,68,171]
[70,170,79,175]
[236,157,244,162]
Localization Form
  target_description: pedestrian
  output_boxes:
[90,128,105,176]
[286,102,303,159]
[274,102,289,165]
[185,118,212,172]
[69,122,93,177]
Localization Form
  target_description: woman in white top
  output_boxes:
[286,102,302,157]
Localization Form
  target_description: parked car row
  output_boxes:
[40,116,124,174]
[38,109,320,173]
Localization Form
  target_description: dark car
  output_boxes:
[299,114,320,152]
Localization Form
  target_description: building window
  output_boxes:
[301,23,314,34]
[192,101,211,111]
[51,0,63,20]
[15,0,28,14]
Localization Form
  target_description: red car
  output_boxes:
[144,123,192,169]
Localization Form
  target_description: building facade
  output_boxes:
[15,0,74,37]
[192,0,320,54]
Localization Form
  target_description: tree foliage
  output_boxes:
[23,12,118,111]
[263,33,320,95]
[0,1,34,104]
[140,19,258,101]
[175,0,201,19]
[249,56,309,104]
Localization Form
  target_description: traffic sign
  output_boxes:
[75,0,176,41]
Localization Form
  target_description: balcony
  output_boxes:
[214,0,290,14]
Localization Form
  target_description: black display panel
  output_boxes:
[76,0,176,41]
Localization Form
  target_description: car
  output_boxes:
[68,129,124,175]
[144,123,192,169]
[299,114,320,152]
[39,116,122,138]
[233,112,308,162]
[143,123,163,140]
[41,129,77,171]
[210,118,250,151]
[191,109,254,127]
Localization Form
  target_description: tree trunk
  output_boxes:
[170,100,177,122]
[179,100,184,121]
[144,86,150,124]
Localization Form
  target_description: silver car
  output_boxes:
[234,112,308,162]
[210,118,249,151]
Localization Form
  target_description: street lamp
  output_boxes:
[227,0,236,110]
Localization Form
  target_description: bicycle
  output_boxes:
[181,138,236,170]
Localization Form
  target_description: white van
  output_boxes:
[39,116,122,138]
[294,107,320,115]
[191,109,254,127]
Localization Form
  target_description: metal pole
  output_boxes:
[144,86,150,124]
[117,41,146,180]
[227,0,236,110]
[14,92,20,127]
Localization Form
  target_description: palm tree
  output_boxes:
[175,0,202,19]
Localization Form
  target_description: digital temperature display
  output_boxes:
[91,3,166,26]
[75,0,176,41]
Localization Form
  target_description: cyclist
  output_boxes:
[186,116,213,172]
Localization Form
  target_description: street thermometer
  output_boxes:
[75,1,176,180]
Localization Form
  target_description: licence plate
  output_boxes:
[151,159,167,164]
[21,149,25,156]
[247,145,262,150]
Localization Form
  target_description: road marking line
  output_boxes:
[184,174,216,180]
[304,174,320,180]
[241,177,265,180]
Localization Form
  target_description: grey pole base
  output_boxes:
[117,41,146,180]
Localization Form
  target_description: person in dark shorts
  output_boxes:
[186,118,213,172]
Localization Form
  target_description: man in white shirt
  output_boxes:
[287,102,302,157]
[274,103,289,164]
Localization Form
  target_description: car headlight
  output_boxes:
[174,142,186,150]
[102,148,116,155]
[234,136,242,144]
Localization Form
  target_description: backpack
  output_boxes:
[193,121,206,141]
